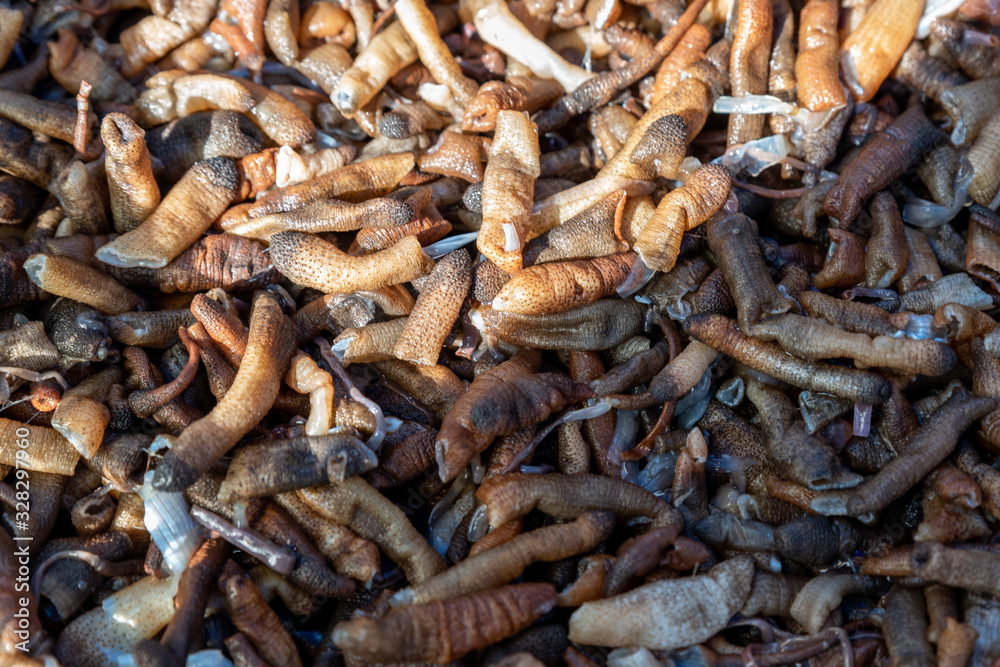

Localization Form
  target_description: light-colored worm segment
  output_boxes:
[96,157,240,269]
[394,249,472,365]
[269,232,435,293]
[478,110,541,274]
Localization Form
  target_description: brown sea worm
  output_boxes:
[898,42,969,105]
[86,434,149,492]
[966,217,1000,293]
[106,234,279,295]
[106,309,194,348]
[794,0,845,112]
[219,152,415,228]
[910,542,1000,598]
[773,515,855,568]
[630,164,731,276]
[476,111,540,274]
[627,115,689,184]
[117,0,216,77]
[335,583,557,663]
[272,492,380,583]
[137,72,316,147]
[0,117,74,189]
[23,255,139,316]
[824,106,941,227]
[706,211,791,331]
[48,29,136,103]
[396,0,477,105]
[744,377,859,491]
[332,318,408,366]
[687,314,891,404]
[568,555,753,650]
[0,41,49,95]
[96,157,238,269]
[272,145,357,190]
[592,340,669,397]
[218,433,376,503]
[270,232,435,294]
[125,330,201,419]
[297,476,446,584]
[50,366,123,459]
[366,429,436,490]
[839,0,921,102]
[0,6,21,70]
[726,0,772,147]
[477,472,676,530]
[374,359,466,420]
[917,143,961,207]
[0,175,42,226]
[152,291,295,491]
[531,0,708,133]
[935,303,997,341]
[132,536,229,667]
[417,131,490,183]
[529,41,727,237]
[932,17,1000,80]
[740,571,809,619]
[566,351,617,476]
[649,23,711,107]
[99,113,160,235]
[556,420,591,475]
[955,441,1000,520]
[648,340,717,405]
[435,358,592,481]
[331,21,418,117]
[522,189,627,266]
[391,511,614,605]
[924,584,960,645]
[380,100,446,139]
[900,272,994,314]
[190,292,247,367]
[940,76,1000,146]
[800,290,900,338]
[863,192,909,289]
[811,228,867,290]
[789,573,883,635]
[967,109,1000,208]
[472,298,645,351]
[222,569,304,667]
[51,160,108,236]
[225,634,268,667]
[394,249,472,365]
[809,393,996,518]
[937,617,979,667]
[915,486,990,543]
[970,337,1000,454]
[881,584,934,667]
[750,313,957,377]
[225,197,414,243]
[491,253,634,315]
[0,90,89,146]
[693,268,736,317]
[462,76,562,134]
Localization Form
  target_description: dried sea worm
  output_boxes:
[472,298,646,351]
[687,314,891,404]
[435,351,592,481]
[393,249,472,366]
[96,157,239,269]
[269,232,435,293]
[218,433,376,502]
[297,477,446,584]
[749,313,957,377]
[491,253,635,315]
[706,210,790,331]
[727,0,772,146]
[391,511,614,605]
[152,291,296,491]
[334,583,558,663]
[810,393,997,518]
[476,472,675,530]
[839,0,922,102]
[478,110,541,274]
[823,106,941,227]
[568,555,753,650]
[224,197,414,242]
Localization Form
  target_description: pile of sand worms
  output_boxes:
[2,0,1000,664]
